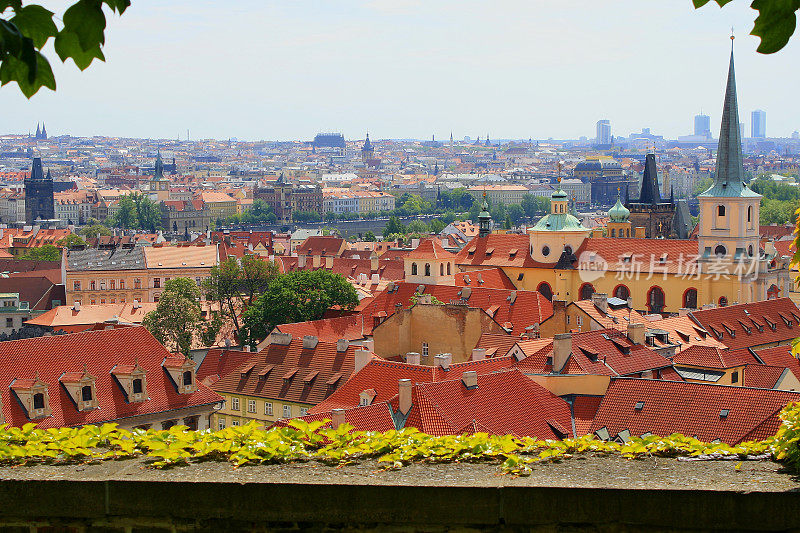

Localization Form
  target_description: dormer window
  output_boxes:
[112,362,148,403]
[60,367,99,411]
[10,376,51,419]
[163,356,197,394]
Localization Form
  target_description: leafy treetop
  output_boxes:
[0,0,129,97]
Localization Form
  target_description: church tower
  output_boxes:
[697,39,761,279]
[361,132,374,163]
[477,192,491,238]
[148,152,170,202]
[24,157,54,224]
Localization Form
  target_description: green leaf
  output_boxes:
[0,49,55,97]
[751,0,800,54]
[62,0,106,51]
[10,5,57,48]
[102,0,130,14]
[54,28,105,70]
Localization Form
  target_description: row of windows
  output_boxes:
[410,262,451,276]
[73,277,205,292]
[226,396,308,418]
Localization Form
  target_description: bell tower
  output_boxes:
[697,37,761,278]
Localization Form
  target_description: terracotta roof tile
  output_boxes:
[689,298,800,350]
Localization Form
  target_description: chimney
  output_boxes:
[268,332,293,346]
[591,293,608,313]
[331,408,345,429]
[312,254,321,267]
[361,339,375,352]
[552,300,567,333]
[678,308,691,317]
[405,352,421,365]
[72,301,80,312]
[627,322,645,345]
[370,252,379,272]
[324,256,333,269]
[336,339,350,352]
[302,335,319,349]
[434,353,452,370]
[461,370,478,389]
[298,255,306,267]
[224,338,231,348]
[398,379,412,415]
[418,294,432,305]
[471,348,486,361]
[508,291,517,305]
[370,273,380,284]
[354,348,372,374]
[132,299,141,310]
[553,333,571,373]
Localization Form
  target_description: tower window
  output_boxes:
[714,245,726,258]
[411,263,418,275]
[542,245,550,257]
[747,206,752,223]
[425,263,431,276]
[717,205,725,217]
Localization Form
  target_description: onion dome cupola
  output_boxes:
[608,195,630,222]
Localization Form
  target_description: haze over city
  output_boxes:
[1,0,799,141]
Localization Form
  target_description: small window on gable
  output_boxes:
[183,370,193,386]
[132,378,143,394]
[717,205,725,217]
[81,385,93,402]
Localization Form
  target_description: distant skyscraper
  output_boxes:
[751,110,766,138]
[596,119,611,145]
[694,114,711,137]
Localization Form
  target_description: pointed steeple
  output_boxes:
[45,169,53,181]
[30,157,44,180]
[700,38,758,198]
[41,123,46,139]
[637,153,662,205]
[478,191,491,238]
[35,123,41,138]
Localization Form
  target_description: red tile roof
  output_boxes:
[0,327,221,429]
[302,369,573,439]
[310,356,517,413]
[516,328,673,377]
[277,256,405,281]
[753,345,800,381]
[197,348,256,386]
[672,345,758,369]
[572,395,603,436]
[210,337,360,406]
[360,282,553,337]
[590,378,800,444]
[455,234,542,268]
[407,238,454,260]
[575,238,700,275]
[570,299,646,332]
[274,315,369,343]
[296,236,346,257]
[454,267,517,290]
[689,298,800,350]
[742,365,791,390]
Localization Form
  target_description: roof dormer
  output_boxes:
[111,360,148,403]
[10,375,49,420]
[163,355,197,394]
[60,366,99,412]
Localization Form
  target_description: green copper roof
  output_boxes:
[608,196,630,222]
[531,212,587,232]
[551,187,568,200]
[698,46,760,199]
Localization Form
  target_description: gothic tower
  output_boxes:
[24,157,54,224]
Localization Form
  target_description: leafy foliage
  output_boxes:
[19,243,60,261]
[79,222,111,239]
[223,199,277,226]
[202,256,279,341]
[0,413,786,474]
[143,278,220,358]
[693,0,800,54]
[109,193,163,232]
[241,270,359,348]
[56,233,86,248]
[0,0,129,97]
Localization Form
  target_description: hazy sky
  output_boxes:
[2,0,799,141]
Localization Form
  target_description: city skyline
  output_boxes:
[0,1,799,141]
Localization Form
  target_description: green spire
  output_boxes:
[608,190,630,222]
[699,40,759,199]
[154,151,164,180]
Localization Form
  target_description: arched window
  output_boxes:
[714,245,726,258]
[718,296,728,307]
[447,262,451,275]
[537,282,553,301]
[611,229,616,237]
[541,245,550,257]
[424,263,431,276]
[613,284,630,301]
[579,283,594,300]
[439,263,444,276]
[748,245,754,257]
[717,205,725,217]
[183,371,193,386]
[411,263,418,275]
[626,229,630,237]
[747,205,752,223]
[647,286,665,314]
[33,393,45,409]
[564,245,573,255]
[683,288,698,309]
[81,385,93,402]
